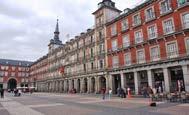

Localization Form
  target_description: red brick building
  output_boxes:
[106,0,189,94]
[0,59,32,90]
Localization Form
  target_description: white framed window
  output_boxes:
[124,52,131,66]
[5,66,9,70]
[111,24,117,36]
[121,19,129,31]
[160,0,172,15]
[185,38,189,54]
[147,24,157,39]
[5,72,8,76]
[133,13,141,27]
[135,30,143,44]
[163,18,175,34]
[112,39,118,51]
[137,49,145,64]
[99,60,104,69]
[112,56,119,68]
[182,12,189,29]
[177,0,189,7]
[122,34,130,48]
[150,46,160,61]
[166,41,178,58]
[11,72,15,77]
[145,6,155,22]
[99,44,104,54]
[1,66,5,70]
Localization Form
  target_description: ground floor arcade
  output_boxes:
[36,59,189,95]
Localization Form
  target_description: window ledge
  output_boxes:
[160,10,173,17]
[132,23,142,28]
[163,31,175,36]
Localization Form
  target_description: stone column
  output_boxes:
[182,65,189,92]
[105,75,109,90]
[108,75,113,91]
[163,68,171,93]
[147,69,154,88]
[74,79,77,90]
[69,80,72,92]
[64,80,67,93]
[80,78,84,93]
[95,77,99,93]
[120,72,125,90]
[134,71,139,95]
[87,78,91,93]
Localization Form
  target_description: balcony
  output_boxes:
[183,22,189,29]
[112,47,118,51]
[122,42,130,48]
[167,51,179,59]
[112,63,119,69]
[148,33,157,40]
[160,8,172,17]
[145,13,156,23]
[135,37,143,44]
[132,20,142,28]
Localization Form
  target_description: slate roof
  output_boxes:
[0,59,33,67]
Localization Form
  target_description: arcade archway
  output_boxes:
[7,78,17,90]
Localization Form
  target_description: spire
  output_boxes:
[54,19,59,40]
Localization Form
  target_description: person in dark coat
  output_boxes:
[101,88,106,100]
[0,88,4,98]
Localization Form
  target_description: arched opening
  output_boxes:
[99,76,106,91]
[113,74,121,94]
[7,78,17,90]
[84,78,88,93]
[66,80,69,92]
[62,81,64,92]
[72,80,74,89]
[77,79,80,93]
[91,77,95,93]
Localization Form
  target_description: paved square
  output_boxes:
[0,93,189,115]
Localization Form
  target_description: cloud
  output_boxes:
[0,0,143,61]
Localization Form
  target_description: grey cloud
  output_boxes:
[0,0,140,61]
[0,0,34,19]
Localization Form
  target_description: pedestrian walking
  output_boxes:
[101,88,106,100]
[0,88,4,98]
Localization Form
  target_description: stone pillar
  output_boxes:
[95,77,99,93]
[69,80,72,92]
[120,72,125,90]
[63,80,66,93]
[74,79,77,90]
[163,68,171,93]
[134,71,139,95]
[182,65,189,92]
[80,78,84,93]
[105,75,109,90]
[147,70,154,88]
[108,75,113,91]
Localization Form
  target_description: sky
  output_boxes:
[0,0,145,62]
